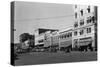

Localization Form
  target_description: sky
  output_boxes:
[14,1,74,43]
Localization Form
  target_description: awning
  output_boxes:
[80,37,92,42]
[79,41,92,46]
[79,37,92,46]
[60,41,72,47]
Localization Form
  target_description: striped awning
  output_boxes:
[79,41,91,46]
[79,37,92,46]
[79,37,92,42]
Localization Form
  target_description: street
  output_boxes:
[15,51,97,66]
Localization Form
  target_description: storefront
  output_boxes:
[79,37,92,47]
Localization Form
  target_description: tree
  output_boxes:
[19,33,35,48]
[19,33,30,43]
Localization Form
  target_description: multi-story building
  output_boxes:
[44,31,52,47]
[34,5,97,51]
[59,26,73,51]
[34,28,44,46]
[34,28,58,47]
[43,26,73,51]
[72,5,97,51]
[50,31,59,49]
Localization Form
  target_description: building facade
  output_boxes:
[50,31,59,49]
[43,27,73,51]
[72,5,97,51]
[34,28,58,47]
[58,27,73,50]
[34,5,97,51]
[44,31,52,47]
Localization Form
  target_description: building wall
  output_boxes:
[59,27,73,48]
[34,29,39,45]
[34,29,45,46]
[44,31,52,47]
[51,31,59,47]
[73,5,97,48]
[34,5,97,50]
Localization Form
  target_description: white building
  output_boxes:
[34,28,45,46]
[34,28,58,47]
[72,5,97,50]
[58,26,73,50]
[44,31,52,47]
[50,31,59,48]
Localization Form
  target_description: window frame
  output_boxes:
[74,31,78,36]
[79,29,84,35]
[80,9,83,16]
[87,6,90,13]
[80,19,84,26]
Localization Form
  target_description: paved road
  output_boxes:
[15,51,97,66]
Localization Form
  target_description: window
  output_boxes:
[61,35,63,39]
[66,33,68,38]
[64,34,67,38]
[87,17,90,23]
[75,5,77,8]
[75,12,77,18]
[87,6,90,13]
[80,19,84,26]
[67,32,71,37]
[70,32,72,37]
[74,39,78,44]
[92,16,95,23]
[38,39,43,43]
[87,27,91,33]
[80,29,84,35]
[74,21,78,27]
[87,16,92,24]
[67,33,69,37]
[80,9,83,16]
[62,34,65,39]
[74,31,77,36]
[62,35,65,39]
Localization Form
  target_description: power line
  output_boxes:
[35,14,74,20]
[14,14,74,21]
